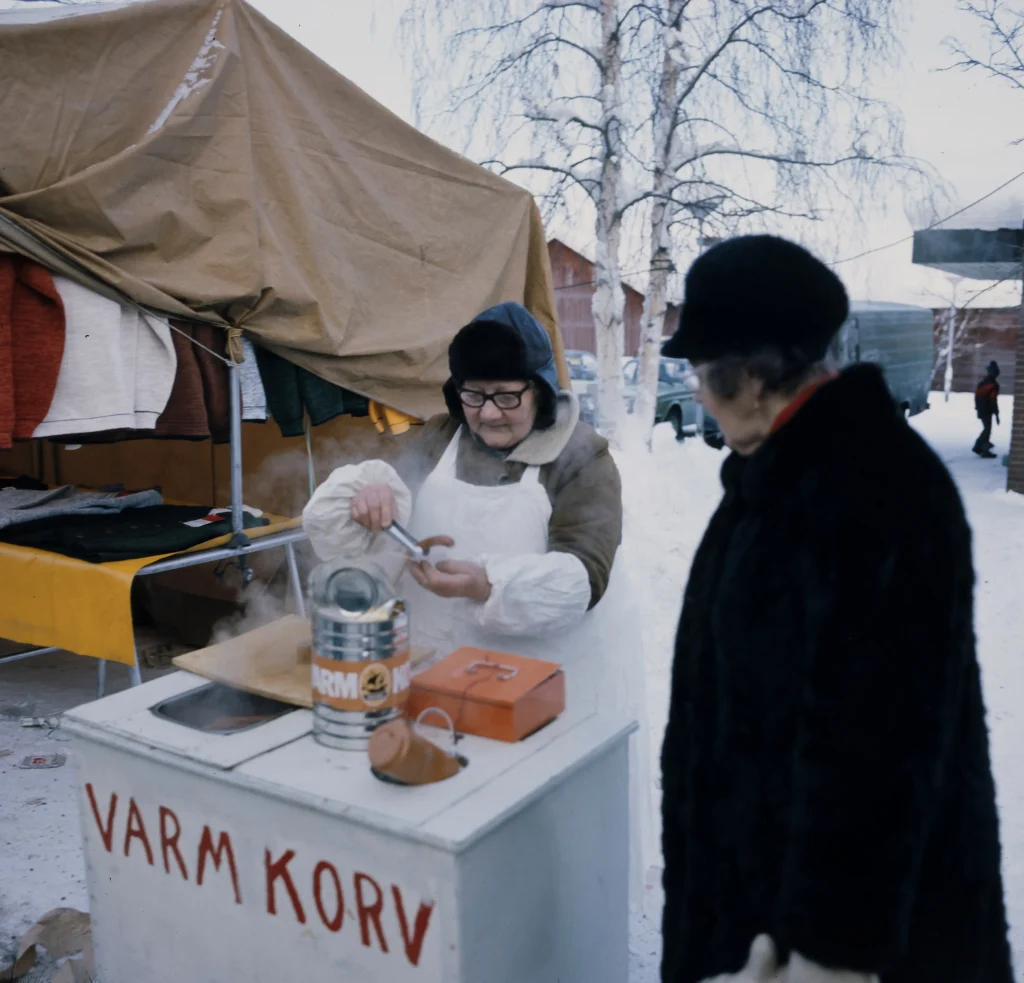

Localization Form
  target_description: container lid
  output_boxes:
[410,647,561,708]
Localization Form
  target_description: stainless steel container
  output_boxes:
[309,559,411,750]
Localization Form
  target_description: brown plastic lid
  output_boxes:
[368,720,411,771]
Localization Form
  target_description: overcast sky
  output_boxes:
[241,0,1024,309]
[5,0,1023,309]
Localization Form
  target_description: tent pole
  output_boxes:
[229,362,246,544]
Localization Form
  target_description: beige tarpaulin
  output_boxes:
[0,0,564,421]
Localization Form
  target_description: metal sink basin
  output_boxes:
[150,682,295,735]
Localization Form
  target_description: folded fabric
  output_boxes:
[0,475,48,491]
[0,256,65,449]
[34,279,177,438]
[239,337,268,422]
[0,505,270,563]
[0,485,163,531]
[254,345,368,438]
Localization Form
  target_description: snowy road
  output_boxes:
[1,392,1022,980]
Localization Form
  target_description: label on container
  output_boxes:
[311,651,410,711]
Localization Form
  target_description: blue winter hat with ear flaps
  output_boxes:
[443,302,559,418]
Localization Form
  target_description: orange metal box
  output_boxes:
[407,647,565,743]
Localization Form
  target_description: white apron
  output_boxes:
[405,429,656,910]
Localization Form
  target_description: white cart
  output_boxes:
[62,671,634,983]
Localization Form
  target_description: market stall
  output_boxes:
[0,0,564,686]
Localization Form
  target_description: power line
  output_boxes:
[553,266,663,291]
[833,168,1024,266]
[554,167,1024,287]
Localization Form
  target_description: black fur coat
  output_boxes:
[660,365,1012,983]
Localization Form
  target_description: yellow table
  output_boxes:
[0,516,302,667]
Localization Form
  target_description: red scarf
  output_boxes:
[770,372,838,434]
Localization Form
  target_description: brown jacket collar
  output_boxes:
[505,391,580,466]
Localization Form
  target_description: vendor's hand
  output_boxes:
[409,559,492,603]
[350,482,397,532]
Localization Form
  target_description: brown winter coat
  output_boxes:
[389,392,622,607]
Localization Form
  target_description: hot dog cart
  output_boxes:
[61,668,634,983]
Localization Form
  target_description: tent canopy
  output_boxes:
[0,0,563,420]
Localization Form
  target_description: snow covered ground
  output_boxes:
[1,392,1023,980]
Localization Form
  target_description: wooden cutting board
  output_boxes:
[173,615,434,709]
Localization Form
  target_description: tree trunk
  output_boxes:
[635,20,681,450]
[944,309,954,402]
[591,0,626,445]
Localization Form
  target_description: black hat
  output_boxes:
[662,235,849,363]
[988,360,1001,378]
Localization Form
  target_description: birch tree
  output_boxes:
[401,0,918,447]
[931,274,1017,400]
[947,0,1024,141]
[631,0,916,447]
[401,0,648,444]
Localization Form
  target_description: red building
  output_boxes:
[547,239,679,356]
[913,227,1024,494]
[931,307,1018,393]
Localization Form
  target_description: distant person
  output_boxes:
[659,235,1012,983]
[973,360,1001,459]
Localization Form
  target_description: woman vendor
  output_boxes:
[303,301,654,906]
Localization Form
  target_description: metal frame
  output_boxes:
[0,362,309,697]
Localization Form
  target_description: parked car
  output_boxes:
[565,349,599,425]
[622,356,724,447]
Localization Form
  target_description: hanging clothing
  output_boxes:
[0,485,163,531]
[46,321,234,444]
[153,321,215,439]
[170,320,231,443]
[369,400,421,436]
[33,278,176,439]
[239,337,268,422]
[254,344,368,438]
[0,256,65,449]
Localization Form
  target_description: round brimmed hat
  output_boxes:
[663,234,850,364]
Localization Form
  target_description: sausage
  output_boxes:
[417,535,455,554]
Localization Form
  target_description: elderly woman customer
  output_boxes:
[659,236,1012,983]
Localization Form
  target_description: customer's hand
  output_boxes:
[409,559,492,603]
[701,936,780,983]
[350,482,398,532]
[700,937,878,983]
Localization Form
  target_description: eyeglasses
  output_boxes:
[458,386,531,410]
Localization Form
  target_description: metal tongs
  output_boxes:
[385,521,427,560]
[385,522,454,562]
